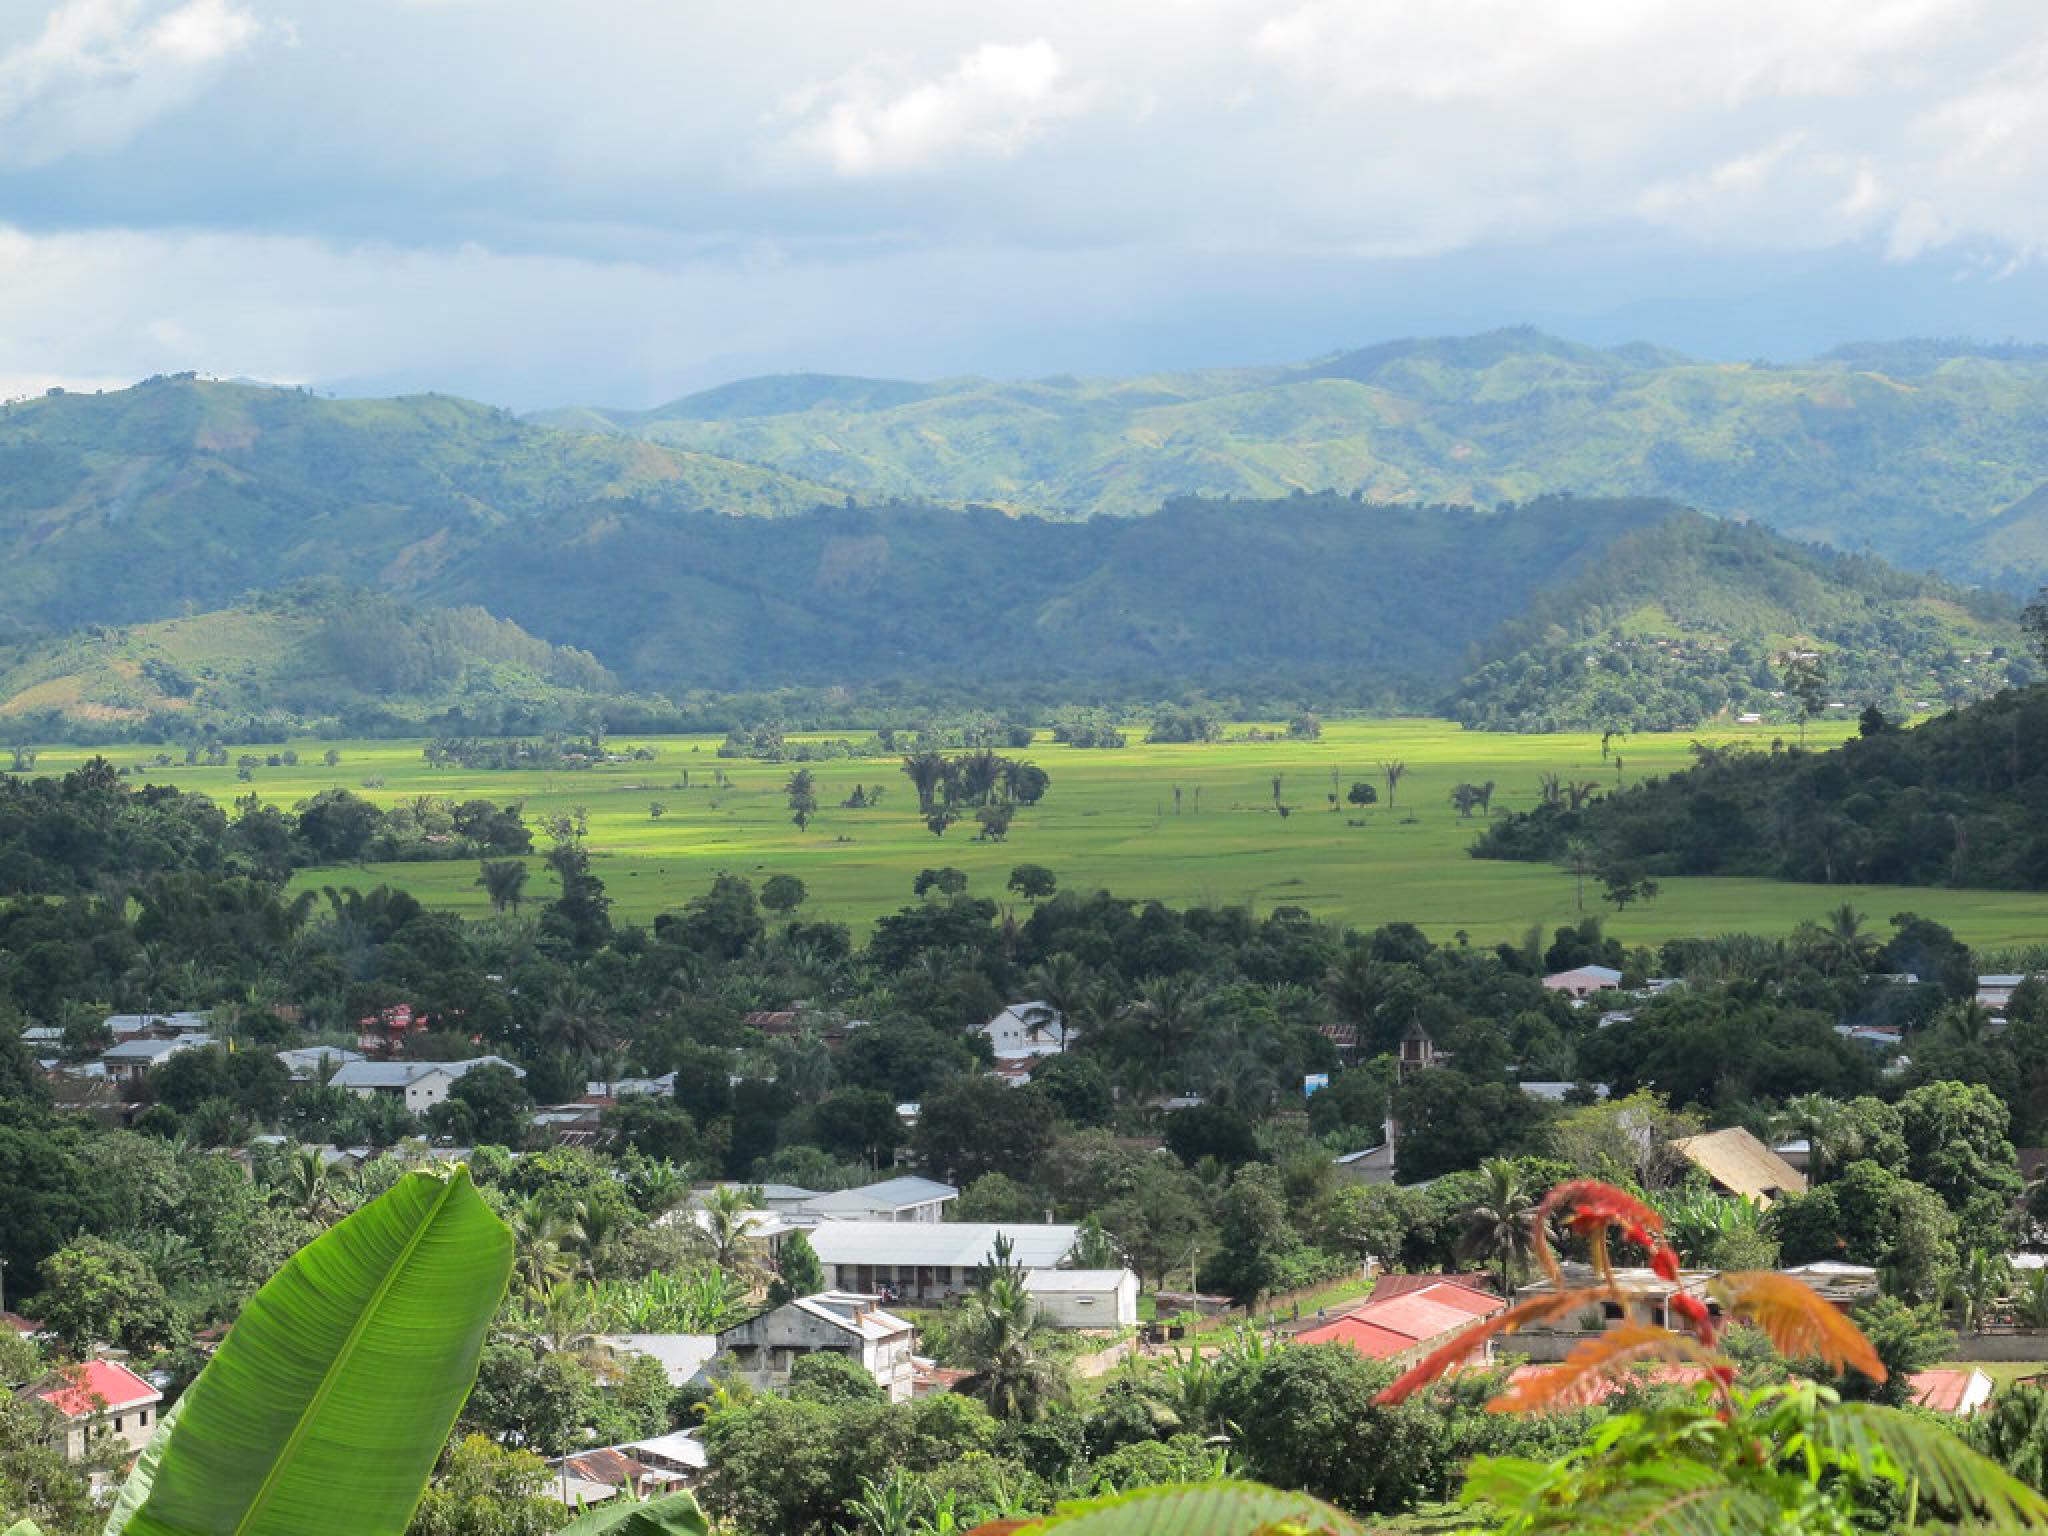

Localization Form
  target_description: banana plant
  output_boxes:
[104,1166,513,1536]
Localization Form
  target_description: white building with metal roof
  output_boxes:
[1021,1268,1140,1328]
[804,1220,1082,1300]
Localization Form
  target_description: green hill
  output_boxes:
[0,585,657,738]
[0,374,848,641]
[1,492,2023,734]
[1444,513,2027,730]
[1473,683,2048,891]
[539,329,2048,583]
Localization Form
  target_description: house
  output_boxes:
[1910,1368,1995,1416]
[1669,1127,1808,1207]
[1021,1268,1141,1329]
[547,1432,704,1504]
[1977,974,2032,1012]
[1778,1261,1881,1307]
[102,1011,210,1040]
[24,1359,162,1462]
[1542,965,1624,1000]
[275,1045,364,1083]
[1296,1279,1505,1368]
[592,1334,721,1389]
[747,1183,826,1215]
[329,1055,526,1115]
[800,1176,958,1225]
[980,1002,1070,1059]
[1772,1137,1812,1174]
[1334,1141,1396,1187]
[100,1034,213,1085]
[1514,1263,1717,1333]
[804,1221,1083,1300]
[662,1202,795,1260]
[713,1292,918,1402]
[1397,1020,1442,1078]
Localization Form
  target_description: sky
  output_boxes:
[4,0,2048,409]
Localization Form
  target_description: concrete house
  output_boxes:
[100,1034,213,1085]
[275,1046,364,1083]
[329,1055,525,1115]
[25,1359,162,1462]
[980,1003,1070,1059]
[801,1176,958,1225]
[713,1292,918,1402]
[102,1011,210,1040]
[1542,965,1624,999]
[1021,1268,1141,1329]
[805,1221,1081,1301]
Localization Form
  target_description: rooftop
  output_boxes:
[34,1359,161,1417]
[803,1175,958,1213]
[805,1220,1081,1270]
[1021,1269,1136,1293]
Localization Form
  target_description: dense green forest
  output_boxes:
[537,329,2048,585]
[0,388,2027,732]
[1475,684,2048,889]
[0,374,845,643]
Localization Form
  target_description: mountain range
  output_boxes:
[534,329,2048,587]
[0,344,2039,737]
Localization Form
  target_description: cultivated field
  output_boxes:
[33,718,2048,946]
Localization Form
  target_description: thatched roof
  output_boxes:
[1669,1127,1808,1206]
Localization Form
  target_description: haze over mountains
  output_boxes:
[1,331,2043,736]
[536,329,2048,587]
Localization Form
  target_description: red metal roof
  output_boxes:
[1297,1280,1507,1360]
[1367,1273,1497,1305]
[1910,1368,1988,1415]
[36,1359,160,1417]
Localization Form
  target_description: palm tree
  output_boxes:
[1778,1093,1847,1183]
[280,1144,337,1224]
[695,1184,768,1288]
[1020,954,1097,1034]
[475,859,529,914]
[1946,1249,2014,1334]
[956,1267,1066,1421]
[1460,1158,1539,1296]
[1122,975,1211,1084]
[900,752,948,815]
[509,1197,579,1298]
[630,1159,688,1216]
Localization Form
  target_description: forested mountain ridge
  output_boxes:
[0,374,848,642]
[537,328,2048,584]
[1445,512,2026,730]
[0,585,651,738]
[0,487,2026,734]
[1474,683,2048,890]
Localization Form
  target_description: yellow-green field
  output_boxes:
[32,718,2048,946]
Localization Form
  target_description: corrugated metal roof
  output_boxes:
[807,1221,1079,1269]
[1022,1269,1135,1292]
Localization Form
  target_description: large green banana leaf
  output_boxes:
[556,1491,711,1536]
[105,1165,512,1536]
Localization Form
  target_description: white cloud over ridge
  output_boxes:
[4,0,2048,401]
[0,0,259,167]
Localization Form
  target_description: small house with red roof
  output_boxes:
[1296,1278,1505,1369]
[23,1358,162,1461]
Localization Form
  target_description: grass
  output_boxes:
[34,716,2048,945]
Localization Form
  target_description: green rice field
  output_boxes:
[32,717,2048,947]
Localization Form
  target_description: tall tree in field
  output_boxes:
[1381,759,1407,808]
[901,752,946,814]
[785,768,818,831]
[476,859,529,914]
[1783,652,1830,746]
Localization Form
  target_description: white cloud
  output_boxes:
[0,0,260,166]
[789,39,1082,176]
[150,0,257,63]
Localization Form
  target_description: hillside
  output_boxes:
[1473,684,2048,891]
[0,374,847,641]
[1444,513,2027,730]
[0,585,655,738]
[536,329,2048,584]
[0,492,2025,733]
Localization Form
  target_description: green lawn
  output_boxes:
[37,716,2048,945]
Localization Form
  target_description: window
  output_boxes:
[114,1417,123,1433]
[138,1408,151,1427]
